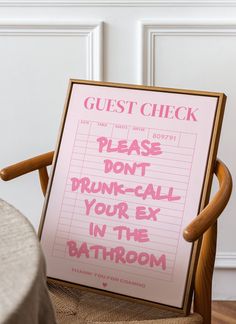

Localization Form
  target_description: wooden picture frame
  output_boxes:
[39,79,226,314]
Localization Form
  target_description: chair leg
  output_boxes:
[194,222,217,324]
[38,167,49,196]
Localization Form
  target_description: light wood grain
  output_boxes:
[212,301,236,324]
[38,167,49,196]
[0,151,53,181]
[184,159,232,242]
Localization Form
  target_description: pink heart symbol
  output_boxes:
[102,282,107,288]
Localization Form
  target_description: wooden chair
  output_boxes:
[0,152,232,324]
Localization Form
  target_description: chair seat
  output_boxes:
[48,282,203,324]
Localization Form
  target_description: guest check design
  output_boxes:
[39,80,225,313]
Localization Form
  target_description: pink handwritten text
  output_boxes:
[71,177,181,201]
[103,159,150,176]
[67,240,166,270]
[97,137,162,156]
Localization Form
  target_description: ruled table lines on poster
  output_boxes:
[51,120,197,282]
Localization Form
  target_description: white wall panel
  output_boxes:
[140,21,236,86]
[0,21,103,228]
[140,20,236,299]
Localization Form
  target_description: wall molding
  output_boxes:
[0,21,103,81]
[1,1,236,7]
[140,20,236,85]
[215,252,236,269]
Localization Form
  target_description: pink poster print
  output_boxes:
[40,81,224,311]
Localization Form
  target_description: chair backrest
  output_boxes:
[0,153,232,324]
[190,160,232,323]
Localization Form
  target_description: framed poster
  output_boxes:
[39,80,226,314]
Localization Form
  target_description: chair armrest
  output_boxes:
[183,159,232,243]
[0,151,54,181]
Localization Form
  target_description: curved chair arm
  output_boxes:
[0,151,54,181]
[0,151,54,195]
[183,159,232,242]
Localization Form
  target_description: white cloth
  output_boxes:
[0,199,56,324]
